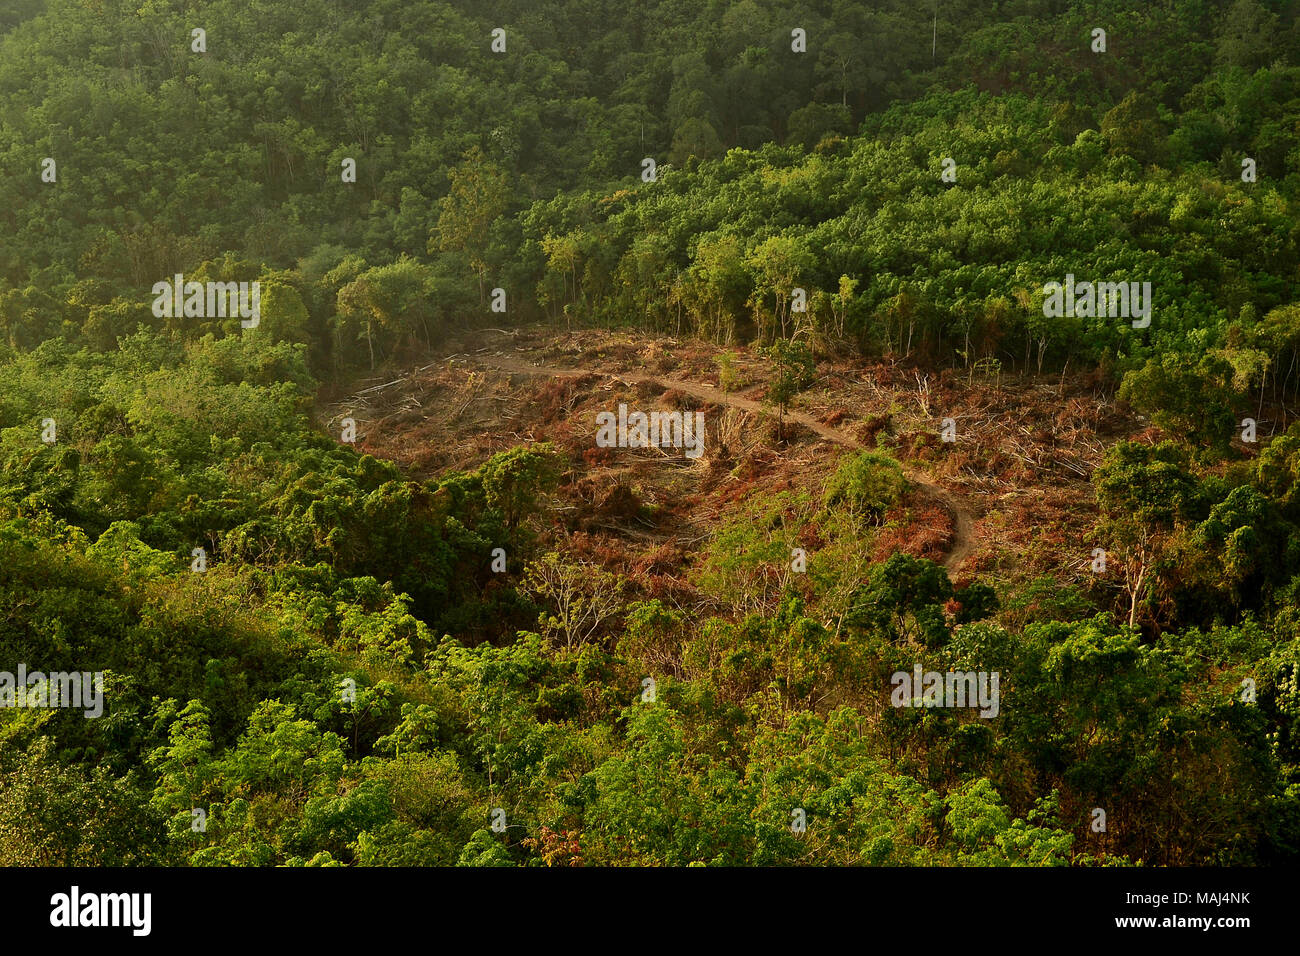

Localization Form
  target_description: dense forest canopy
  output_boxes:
[2,1,1300,379]
[0,0,1298,867]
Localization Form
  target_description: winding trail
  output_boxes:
[467,353,975,574]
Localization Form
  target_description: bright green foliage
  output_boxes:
[823,452,907,523]
[1118,355,1239,458]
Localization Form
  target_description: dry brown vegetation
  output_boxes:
[319,325,1147,607]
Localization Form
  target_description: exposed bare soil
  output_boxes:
[318,326,1144,600]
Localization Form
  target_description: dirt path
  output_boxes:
[467,353,975,574]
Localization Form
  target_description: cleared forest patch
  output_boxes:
[320,326,1147,609]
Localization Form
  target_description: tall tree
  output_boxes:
[431,147,511,305]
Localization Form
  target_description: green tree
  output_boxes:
[762,338,815,440]
[823,451,907,525]
[432,146,511,304]
[1118,355,1237,457]
[1100,91,1168,166]
[849,553,954,648]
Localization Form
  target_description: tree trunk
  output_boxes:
[1128,564,1144,629]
